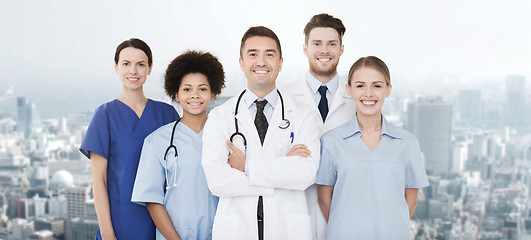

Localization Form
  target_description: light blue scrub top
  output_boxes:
[316,115,429,240]
[131,121,218,240]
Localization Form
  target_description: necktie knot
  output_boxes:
[318,85,328,96]
[255,100,267,112]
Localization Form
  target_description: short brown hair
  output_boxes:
[347,56,391,86]
[303,13,346,44]
[240,26,282,59]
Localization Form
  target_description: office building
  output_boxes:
[505,75,526,128]
[407,96,452,175]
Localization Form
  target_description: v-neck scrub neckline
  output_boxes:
[132,120,217,239]
[316,115,429,239]
[114,98,150,120]
[80,99,179,240]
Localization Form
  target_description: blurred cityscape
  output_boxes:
[0,75,530,240]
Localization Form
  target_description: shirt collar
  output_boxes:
[343,114,401,139]
[244,88,278,109]
[381,117,400,139]
[305,72,339,97]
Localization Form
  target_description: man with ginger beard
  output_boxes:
[282,13,356,240]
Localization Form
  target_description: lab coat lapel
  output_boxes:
[262,91,295,147]
[327,80,351,122]
[234,100,262,147]
[289,78,320,114]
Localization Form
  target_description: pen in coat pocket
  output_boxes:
[290,132,294,143]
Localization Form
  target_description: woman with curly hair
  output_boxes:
[131,50,226,240]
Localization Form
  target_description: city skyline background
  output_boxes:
[1,0,531,118]
[2,1,531,239]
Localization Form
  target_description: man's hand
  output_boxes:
[286,144,312,158]
[226,140,246,172]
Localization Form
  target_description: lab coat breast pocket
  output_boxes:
[275,128,293,155]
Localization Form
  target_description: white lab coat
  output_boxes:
[281,76,356,240]
[202,90,321,240]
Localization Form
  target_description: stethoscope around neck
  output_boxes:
[163,118,181,191]
[229,89,290,153]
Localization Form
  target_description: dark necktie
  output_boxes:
[318,85,329,122]
[254,100,268,145]
[254,99,268,240]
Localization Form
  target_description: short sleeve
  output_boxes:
[170,107,179,122]
[131,136,165,206]
[316,135,337,186]
[162,102,180,123]
[405,136,429,188]
[79,105,110,160]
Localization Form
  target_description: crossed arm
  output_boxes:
[202,107,320,197]
[226,141,312,170]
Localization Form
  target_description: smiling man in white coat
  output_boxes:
[202,26,321,240]
[282,13,356,240]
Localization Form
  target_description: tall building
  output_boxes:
[469,133,489,159]
[32,194,46,218]
[66,185,91,240]
[457,89,481,122]
[451,141,469,174]
[11,218,34,240]
[505,75,526,128]
[407,96,452,175]
[70,200,98,240]
[48,195,67,218]
[16,96,41,138]
[16,198,33,218]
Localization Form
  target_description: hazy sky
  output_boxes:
[1,0,530,118]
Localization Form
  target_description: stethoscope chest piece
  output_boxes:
[279,119,290,129]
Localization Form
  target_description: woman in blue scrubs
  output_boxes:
[316,56,429,239]
[80,38,179,240]
[131,50,225,240]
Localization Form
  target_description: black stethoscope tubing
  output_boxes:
[164,118,181,190]
[230,89,290,151]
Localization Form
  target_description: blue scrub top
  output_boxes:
[316,115,429,240]
[80,99,179,240]
[131,121,218,240]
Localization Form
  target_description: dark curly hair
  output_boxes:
[164,50,226,101]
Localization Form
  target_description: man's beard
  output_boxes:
[310,61,338,79]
